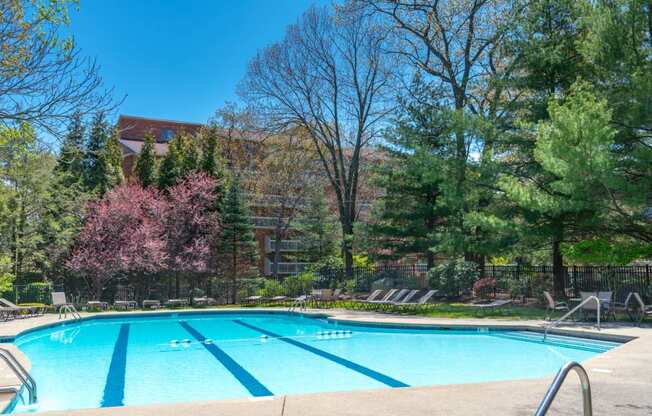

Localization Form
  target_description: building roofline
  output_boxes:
[118,114,204,127]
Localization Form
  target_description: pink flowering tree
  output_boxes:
[164,172,220,297]
[67,184,168,300]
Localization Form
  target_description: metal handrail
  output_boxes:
[0,348,37,404]
[544,296,600,341]
[58,304,81,320]
[535,361,592,416]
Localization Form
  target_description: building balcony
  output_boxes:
[264,259,310,275]
[265,236,301,253]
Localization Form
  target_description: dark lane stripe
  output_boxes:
[179,321,272,397]
[233,319,409,388]
[101,323,130,407]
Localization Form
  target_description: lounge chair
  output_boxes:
[165,298,189,308]
[358,289,397,309]
[0,305,20,320]
[52,292,80,319]
[625,292,652,324]
[543,291,569,320]
[142,299,161,309]
[193,297,216,306]
[367,289,409,309]
[243,295,264,304]
[386,289,420,311]
[473,299,512,309]
[86,301,109,310]
[396,290,439,311]
[114,300,137,310]
[351,289,382,308]
[0,298,41,317]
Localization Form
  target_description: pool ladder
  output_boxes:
[543,296,600,341]
[58,304,81,320]
[535,361,592,416]
[0,348,37,405]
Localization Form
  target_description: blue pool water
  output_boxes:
[7,312,620,413]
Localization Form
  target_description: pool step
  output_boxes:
[492,331,618,353]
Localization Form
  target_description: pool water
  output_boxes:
[8,312,619,413]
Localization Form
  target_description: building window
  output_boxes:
[161,128,175,142]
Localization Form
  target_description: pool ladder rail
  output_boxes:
[0,348,37,405]
[535,361,592,416]
[543,295,600,341]
[58,304,81,320]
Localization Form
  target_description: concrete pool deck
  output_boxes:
[0,307,650,415]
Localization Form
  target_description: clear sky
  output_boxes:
[68,1,322,124]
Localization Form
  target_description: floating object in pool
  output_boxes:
[181,339,191,344]
[169,340,179,347]
[260,335,268,343]
[204,339,213,344]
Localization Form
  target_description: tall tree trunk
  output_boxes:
[272,225,283,280]
[341,219,354,277]
[552,229,565,298]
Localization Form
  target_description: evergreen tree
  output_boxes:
[200,127,224,179]
[134,133,157,187]
[181,133,199,176]
[218,178,258,303]
[55,112,86,186]
[85,112,110,191]
[294,190,338,263]
[93,129,124,194]
[158,135,183,189]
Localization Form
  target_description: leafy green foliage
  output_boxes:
[294,191,339,262]
[562,239,652,266]
[427,259,479,298]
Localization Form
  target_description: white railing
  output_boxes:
[535,361,592,416]
[264,259,310,275]
[265,236,301,253]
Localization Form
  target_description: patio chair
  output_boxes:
[51,292,80,319]
[243,295,265,305]
[543,291,569,320]
[579,291,600,321]
[0,298,42,317]
[0,304,20,320]
[625,292,652,324]
[597,291,616,321]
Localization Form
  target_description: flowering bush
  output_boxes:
[473,277,496,300]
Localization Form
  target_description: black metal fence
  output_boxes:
[314,264,652,302]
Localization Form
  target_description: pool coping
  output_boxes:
[1,307,650,415]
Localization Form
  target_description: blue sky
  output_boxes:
[69,1,322,124]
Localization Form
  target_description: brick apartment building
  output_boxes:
[117,115,310,276]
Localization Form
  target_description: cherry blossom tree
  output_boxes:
[164,172,220,296]
[67,184,167,299]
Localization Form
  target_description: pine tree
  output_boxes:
[181,133,199,176]
[95,129,124,194]
[134,133,157,187]
[158,135,183,189]
[294,191,338,263]
[55,112,86,186]
[85,112,110,191]
[200,127,224,178]
[218,178,258,303]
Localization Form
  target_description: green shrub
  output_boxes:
[257,279,285,298]
[530,273,553,303]
[427,259,479,298]
[507,278,529,299]
[284,272,314,296]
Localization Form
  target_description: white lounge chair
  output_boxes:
[473,299,512,309]
[142,299,161,309]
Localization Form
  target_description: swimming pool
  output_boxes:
[7,311,620,413]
